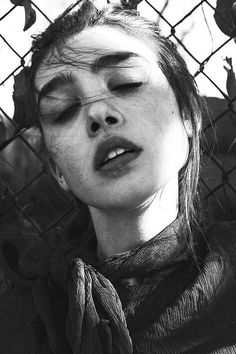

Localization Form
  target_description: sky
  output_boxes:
[0,0,235,118]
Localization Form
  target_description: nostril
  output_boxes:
[91,121,100,132]
[105,116,118,125]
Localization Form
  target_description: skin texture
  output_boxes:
[35,26,190,258]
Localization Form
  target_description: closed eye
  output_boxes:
[54,102,81,123]
[112,82,143,92]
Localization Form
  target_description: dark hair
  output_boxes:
[27,0,204,256]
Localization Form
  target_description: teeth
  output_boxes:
[114,148,126,157]
[104,148,127,163]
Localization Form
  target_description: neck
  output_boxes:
[89,176,179,261]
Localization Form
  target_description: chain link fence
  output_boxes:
[0,0,236,290]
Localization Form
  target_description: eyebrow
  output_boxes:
[91,51,139,72]
[37,51,141,105]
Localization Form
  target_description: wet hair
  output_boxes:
[27,0,204,257]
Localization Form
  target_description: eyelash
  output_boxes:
[54,102,81,123]
[52,82,142,123]
[112,81,143,92]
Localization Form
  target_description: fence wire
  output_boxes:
[0,0,236,250]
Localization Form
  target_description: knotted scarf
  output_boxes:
[3,219,236,353]
[19,237,133,354]
[15,217,193,354]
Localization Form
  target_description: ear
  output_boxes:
[183,119,193,137]
[47,157,70,192]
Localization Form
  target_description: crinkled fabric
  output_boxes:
[2,219,236,353]
[16,217,188,354]
[20,242,133,354]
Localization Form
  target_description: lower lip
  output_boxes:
[97,151,141,177]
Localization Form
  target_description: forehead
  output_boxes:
[35,26,158,86]
[68,25,156,62]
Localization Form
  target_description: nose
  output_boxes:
[85,99,123,137]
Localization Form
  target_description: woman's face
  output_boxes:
[35,26,189,210]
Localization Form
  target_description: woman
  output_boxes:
[1,1,236,353]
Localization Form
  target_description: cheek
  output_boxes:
[129,83,175,125]
[41,123,89,174]
[136,91,189,173]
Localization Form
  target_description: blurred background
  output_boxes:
[0,0,236,290]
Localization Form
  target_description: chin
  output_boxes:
[91,187,157,211]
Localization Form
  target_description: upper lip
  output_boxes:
[94,136,142,170]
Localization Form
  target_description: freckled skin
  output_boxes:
[35,26,189,211]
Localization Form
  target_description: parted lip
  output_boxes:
[94,136,142,171]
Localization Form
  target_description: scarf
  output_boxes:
[15,217,194,354]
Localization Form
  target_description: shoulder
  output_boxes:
[194,220,236,303]
[206,220,236,261]
[0,235,36,353]
[0,286,35,354]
